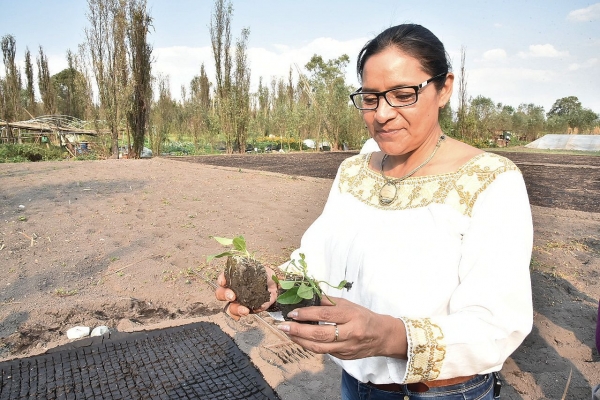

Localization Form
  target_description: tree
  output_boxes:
[210,0,234,152]
[191,63,211,109]
[304,54,352,150]
[85,0,129,157]
[126,0,153,158]
[546,96,598,133]
[73,44,97,122]
[439,100,453,136]
[547,96,581,119]
[516,103,545,141]
[1,34,21,125]
[577,108,600,133]
[52,51,89,119]
[188,63,212,145]
[497,104,514,132]
[456,46,472,140]
[254,76,271,137]
[24,47,36,116]
[209,0,252,153]
[150,74,175,155]
[232,27,251,153]
[210,0,232,102]
[270,76,294,149]
[469,95,496,140]
[37,46,56,115]
[0,76,4,122]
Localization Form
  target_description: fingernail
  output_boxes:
[226,292,234,301]
[287,311,298,319]
[277,324,290,332]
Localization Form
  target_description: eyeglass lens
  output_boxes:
[353,87,418,110]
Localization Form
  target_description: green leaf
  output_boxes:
[271,275,280,285]
[297,282,314,299]
[279,280,297,290]
[276,287,302,304]
[334,280,348,289]
[298,253,308,269]
[212,236,233,246]
[206,251,233,262]
[232,236,246,253]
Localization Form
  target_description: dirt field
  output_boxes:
[1,149,599,399]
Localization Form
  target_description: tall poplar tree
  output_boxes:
[455,47,478,142]
[1,34,21,125]
[24,47,36,116]
[232,27,251,153]
[210,0,234,152]
[85,0,129,157]
[126,0,153,158]
[37,46,56,114]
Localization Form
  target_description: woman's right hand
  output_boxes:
[214,267,278,320]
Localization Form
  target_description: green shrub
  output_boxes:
[253,137,309,152]
[73,152,101,161]
[0,144,66,163]
[162,141,194,155]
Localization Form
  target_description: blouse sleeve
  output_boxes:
[391,170,534,382]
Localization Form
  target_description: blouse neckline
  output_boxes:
[363,152,488,183]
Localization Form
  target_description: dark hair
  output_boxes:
[356,24,452,90]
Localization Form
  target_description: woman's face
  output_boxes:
[360,47,453,156]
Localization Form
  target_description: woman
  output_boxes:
[216,24,533,399]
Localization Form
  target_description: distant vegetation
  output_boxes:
[1,0,599,160]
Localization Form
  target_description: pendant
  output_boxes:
[379,182,397,206]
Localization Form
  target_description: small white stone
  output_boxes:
[18,205,25,209]
[90,326,109,337]
[66,326,90,339]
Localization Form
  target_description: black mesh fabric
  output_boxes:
[0,322,279,399]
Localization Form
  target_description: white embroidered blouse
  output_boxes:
[283,151,533,384]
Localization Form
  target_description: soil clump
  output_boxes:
[224,256,270,310]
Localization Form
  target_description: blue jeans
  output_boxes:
[341,370,495,400]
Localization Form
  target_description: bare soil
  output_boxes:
[1,149,599,399]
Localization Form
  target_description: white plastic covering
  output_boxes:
[525,134,600,151]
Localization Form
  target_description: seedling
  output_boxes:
[207,236,253,262]
[208,236,353,314]
[272,253,352,305]
[208,235,270,310]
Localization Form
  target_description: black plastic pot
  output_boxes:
[276,292,321,325]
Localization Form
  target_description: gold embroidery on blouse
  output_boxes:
[338,152,520,216]
[402,317,445,383]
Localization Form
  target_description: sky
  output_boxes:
[1,0,599,114]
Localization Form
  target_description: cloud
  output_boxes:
[153,46,213,97]
[272,44,290,53]
[248,37,366,84]
[482,49,507,62]
[472,67,556,85]
[518,44,569,58]
[153,37,368,100]
[568,57,599,71]
[567,3,600,22]
[0,52,69,101]
[452,67,557,110]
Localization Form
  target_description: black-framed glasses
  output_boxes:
[349,72,447,110]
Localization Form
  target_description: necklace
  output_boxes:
[378,135,446,206]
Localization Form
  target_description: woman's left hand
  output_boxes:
[276,296,408,360]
